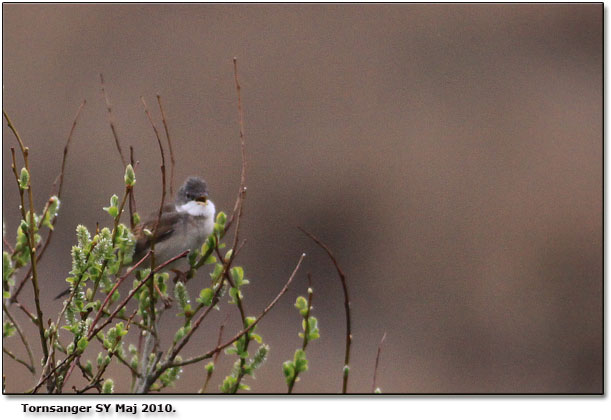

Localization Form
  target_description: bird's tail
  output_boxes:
[54,287,71,300]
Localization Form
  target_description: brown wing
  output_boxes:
[132,204,181,260]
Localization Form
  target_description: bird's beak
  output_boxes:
[195,195,208,205]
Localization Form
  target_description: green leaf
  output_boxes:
[102,379,114,394]
[231,266,244,285]
[228,286,242,304]
[132,212,141,226]
[220,375,237,393]
[295,296,308,317]
[216,212,227,227]
[174,281,189,309]
[210,263,223,282]
[19,167,29,189]
[251,344,269,370]
[124,164,136,187]
[205,362,215,374]
[282,361,295,383]
[188,250,198,267]
[307,317,320,340]
[3,321,16,338]
[77,336,89,352]
[174,327,185,343]
[103,195,119,218]
[293,349,308,373]
[42,196,60,230]
[197,288,214,306]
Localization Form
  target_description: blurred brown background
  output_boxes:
[2,4,602,393]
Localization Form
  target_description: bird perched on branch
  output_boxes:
[55,176,216,299]
[132,176,216,265]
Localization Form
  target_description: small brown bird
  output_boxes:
[55,176,216,299]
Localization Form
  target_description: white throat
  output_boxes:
[176,200,216,219]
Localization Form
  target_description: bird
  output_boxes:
[55,176,216,299]
[132,176,216,266]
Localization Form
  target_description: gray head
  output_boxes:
[176,177,209,206]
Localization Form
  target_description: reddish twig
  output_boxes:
[3,301,35,374]
[298,226,352,393]
[3,237,15,254]
[128,146,138,229]
[100,73,126,166]
[371,332,387,393]
[199,314,229,393]
[224,57,247,234]
[54,99,86,198]
[156,95,176,196]
[141,96,168,350]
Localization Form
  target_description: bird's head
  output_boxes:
[175,176,215,217]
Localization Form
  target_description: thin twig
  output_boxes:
[223,57,253,393]
[128,146,137,229]
[371,332,387,393]
[298,226,352,393]
[3,237,15,254]
[100,73,126,166]
[3,347,35,374]
[54,99,86,198]
[14,301,36,323]
[2,302,35,374]
[140,95,167,360]
[199,314,229,393]
[156,95,176,196]
[224,57,247,234]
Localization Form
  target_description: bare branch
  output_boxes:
[199,314,229,393]
[224,57,247,234]
[100,73,126,166]
[128,146,138,229]
[3,302,35,374]
[371,332,387,393]
[3,346,35,374]
[156,95,176,196]
[298,226,352,393]
[54,99,86,198]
